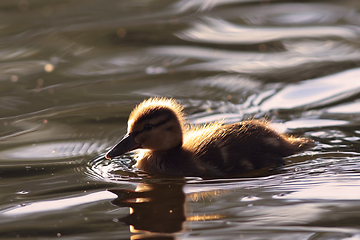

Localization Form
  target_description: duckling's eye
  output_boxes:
[144,124,154,131]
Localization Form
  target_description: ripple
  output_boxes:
[0,60,50,81]
[0,48,39,61]
[326,101,360,114]
[157,41,360,79]
[64,50,187,77]
[85,154,140,182]
[277,177,360,200]
[172,0,245,12]
[283,119,349,130]
[260,68,360,111]
[2,190,116,216]
[0,141,106,162]
[176,17,360,44]
[193,74,261,92]
[241,3,357,25]
[240,195,262,202]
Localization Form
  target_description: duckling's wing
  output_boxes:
[187,120,314,177]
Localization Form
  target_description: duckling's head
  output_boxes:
[106,97,185,159]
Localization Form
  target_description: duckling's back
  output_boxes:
[183,120,314,177]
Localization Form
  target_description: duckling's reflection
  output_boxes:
[109,180,186,239]
[109,178,230,239]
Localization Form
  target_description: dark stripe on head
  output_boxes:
[133,111,176,136]
[152,115,172,128]
[134,106,176,125]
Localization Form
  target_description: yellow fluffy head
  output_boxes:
[128,97,185,131]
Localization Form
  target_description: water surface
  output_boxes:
[1,0,360,239]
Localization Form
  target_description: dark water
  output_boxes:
[1,0,360,239]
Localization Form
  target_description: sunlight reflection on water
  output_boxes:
[0,141,106,161]
[327,101,360,114]
[278,179,360,200]
[260,68,360,111]
[2,191,116,216]
[178,17,360,44]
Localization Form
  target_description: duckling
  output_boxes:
[106,97,314,177]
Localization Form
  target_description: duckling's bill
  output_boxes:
[105,133,141,159]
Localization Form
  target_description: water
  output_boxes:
[1,0,360,239]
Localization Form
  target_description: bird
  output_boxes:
[105,97,314,178]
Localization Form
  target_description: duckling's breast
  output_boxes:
[135,146,206,177]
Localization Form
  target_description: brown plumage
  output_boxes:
[106,97,314,178]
